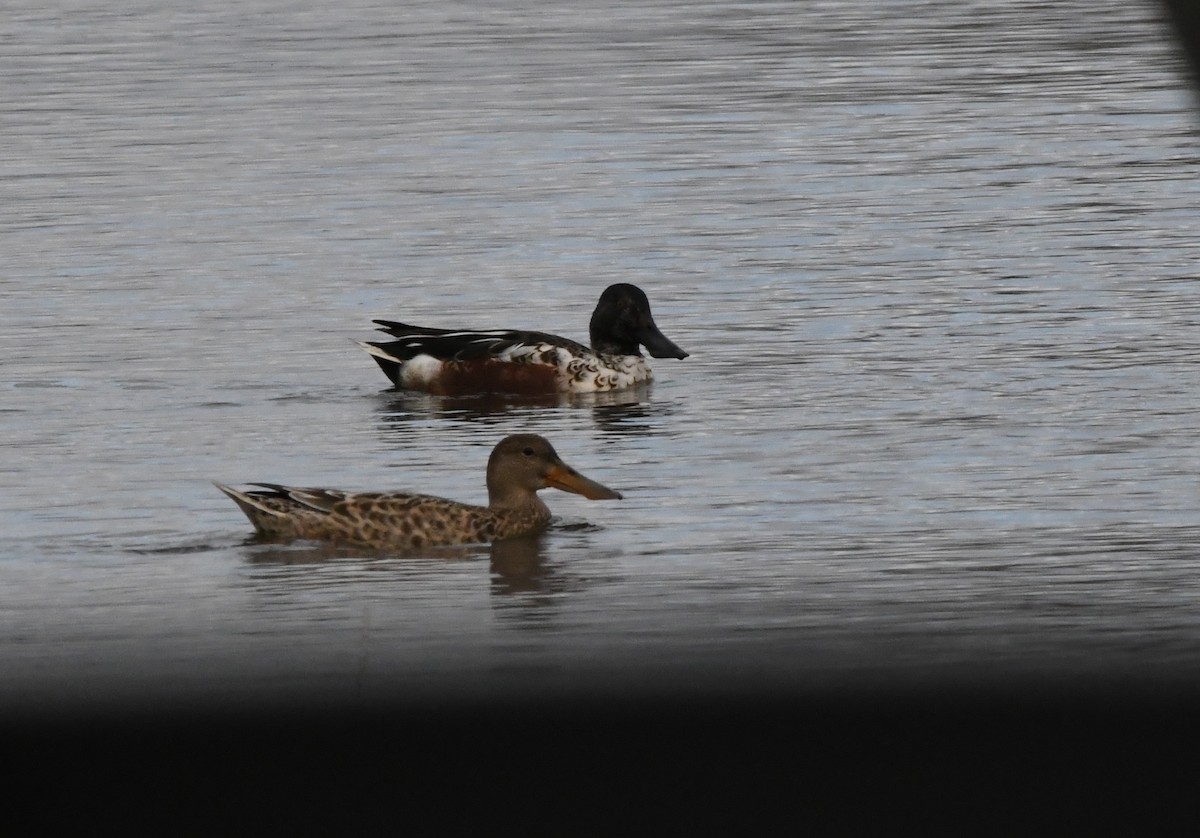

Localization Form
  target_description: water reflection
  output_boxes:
[372,384,675,436]
[240,536,487,566]
[589,390,674,436]
[236,530,573,600]
[488,535,552,594]
[487,529,610,629]
[228,525,598,637]
[375,389,580,424]
[231,530,577,606]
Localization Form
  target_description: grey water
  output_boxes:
[4,0,1200,713]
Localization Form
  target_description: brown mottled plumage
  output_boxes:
[215,435,622,550]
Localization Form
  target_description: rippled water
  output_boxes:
[4,0,1200,714]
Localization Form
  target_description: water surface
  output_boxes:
[3,0,1200,713]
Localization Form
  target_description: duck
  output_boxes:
[357,283,688,395]
[215,434,622,550]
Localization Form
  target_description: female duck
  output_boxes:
[358,283,688,395]
[215,434,622,550]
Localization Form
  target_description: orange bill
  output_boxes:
[545,463,623,500]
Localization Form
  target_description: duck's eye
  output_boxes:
[523,447,535,456]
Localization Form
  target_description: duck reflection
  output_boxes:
[372,384,673,437]
[233,528,589,630]
[240,536,487,566]
[488,534,553,594]
[234,529,563,586]
[376,388,576,425]
[588,391,671,436]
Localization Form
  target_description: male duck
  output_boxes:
[357,283,688,395]
[215,434,622,550]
